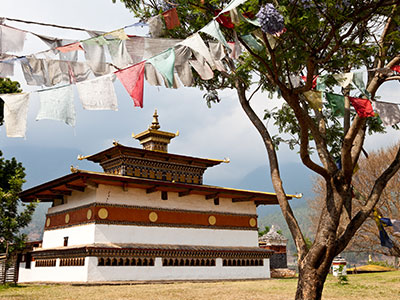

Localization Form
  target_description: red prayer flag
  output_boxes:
[390,65,400,73]
[214,10,235,29]
[162,8,180,30]
[56,42,84,53]
[349,96,375,118]
[301,75,318,89]
[116,62,145,108]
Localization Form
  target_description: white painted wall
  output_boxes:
[42,224,96,249]
[18,258,89,283]
[86,257,270,282]
[94,224,259,247]
[48,187,97,214]
[94,184,257,215]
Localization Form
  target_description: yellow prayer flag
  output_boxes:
[303,90,323,111]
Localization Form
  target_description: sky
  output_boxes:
[1,0,399,206]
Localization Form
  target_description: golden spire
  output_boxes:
[134,110,177,152]
[150,109,160,130]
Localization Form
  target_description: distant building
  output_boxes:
[18,111,299,283]
[258,225,288,269]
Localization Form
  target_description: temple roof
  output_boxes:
[80,143,224,169]
[19,170,301,205]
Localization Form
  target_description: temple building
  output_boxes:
[17,111,299,282]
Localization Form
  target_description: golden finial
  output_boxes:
[150,109,160,130]
[70,165,79,173]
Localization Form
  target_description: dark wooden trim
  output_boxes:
[66,184,85,192]
[50,189,72,196]
[146,186,159,194]
[205,193,219,200]
[232,196,255,203]
[178,189,192,197]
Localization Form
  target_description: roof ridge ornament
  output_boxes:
[150,109,160,130]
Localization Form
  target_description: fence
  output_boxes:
[0,254,18,284]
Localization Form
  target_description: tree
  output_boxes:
[310,143,400,258]
[0,151,36,284]
[115,1,400,299]
[0,78,22,126]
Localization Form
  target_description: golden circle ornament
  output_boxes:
[208,215,217,225]
[65,213,70,224]
[46,218,51,227]
[87,209,92,220]
[98,208,109,219]
[249,218,257,227]
[149,212,158,223]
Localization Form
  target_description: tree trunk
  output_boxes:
[295,265,329,300]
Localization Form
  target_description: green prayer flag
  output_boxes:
[325,93,345,116]
[241,34,263,52]
[316,75,327,92]
[84,35,110,46]
[148,48,175,88]
[352,72,371,98]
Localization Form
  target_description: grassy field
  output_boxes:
[0,271,399,300]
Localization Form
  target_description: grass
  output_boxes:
[0,271,399,300]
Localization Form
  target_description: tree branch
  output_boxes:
[234,79,307,258]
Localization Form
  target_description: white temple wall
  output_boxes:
[42,224,96,249]
[94,184,257,215]
[48,188,97,214]
[86,257,270,282]
[18,258,89,283]
[94,224,259,247]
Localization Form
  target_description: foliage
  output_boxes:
[0,78,22,126]
[115,1,400,299]
[0,151,36,257]
[258,225,270,236]
[369,259,395,268]
[337,265,349,285]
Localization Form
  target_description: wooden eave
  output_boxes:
[19,171,300,205]
[82,144,224,168]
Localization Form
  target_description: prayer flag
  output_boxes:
[178,33,214,68]
[76,73,118,111]
[374,211,393,249]
[147,48,175,88]
[0,93,30,138]
[241,34,263,52]
[373,101,400,126]
[107,39,133,69]
[349,96,375,118]
[352,72,370,98]
[162,8,180,30]
[82,39,110,76]
[56,42,84,53]
[116,62,145,108]
[303,90,323,111]
[20,56,51,87]
[301,75,318,89]
[0,25,26,53]
[148,15,164,38]
[36,85,76,126]
[215,11,235,29]
[107,28,129,40]
[219,0,247,15]
[174,45,193,86]
[84,35,110,46]
[209,42,228,73]
[325,93,345,116]
[200,20,230,50]
[333,72,353,88]
[316,75,327,92]
[390,65,400,73]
